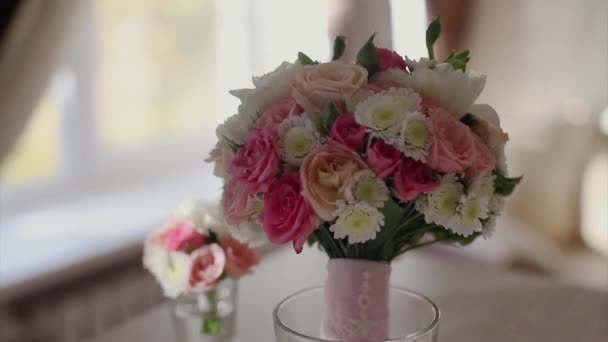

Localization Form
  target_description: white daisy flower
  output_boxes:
[482,195,505,238]
[447,194,490,236]
[400,112,433,161]
[354,89,420,141]
[345,170,389,208]
[416,174,464,226]
[444,173,495,237]
[330,202,385,244]
[278,114,321,165]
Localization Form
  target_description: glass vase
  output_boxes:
[273,259,439,341]
[171,279,237,342]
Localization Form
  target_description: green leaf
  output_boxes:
[494,171,523,196]
[356,33,379,74]
[380,197,407,231]
[445,49,470,71]
[332,35,347,61]
[297,52,318,65]
[320,103,341,134]
[306,232,317,247]
[201,317,222,335]
[426,17,442,59]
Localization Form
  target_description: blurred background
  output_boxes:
[0,0,606,341]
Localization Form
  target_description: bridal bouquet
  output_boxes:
[143,199,259,335]
[209,17,520,340]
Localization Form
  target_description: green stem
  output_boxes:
[201,288,222,335]
[399,237,448,254]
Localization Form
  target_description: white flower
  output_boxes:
[330,202,384,244]
[345,170,389,208]
[416,174,464,226]
[399,112,433,161]
[227,219,268,247]
[172,199,220,235]
[401,63,486,118]
[354,89,420,141]
[447,194,490,236]
[405,56,437,71]
[370,68,410,87]
[215,112,254,146]
[482,195,505,238]
[278,114,321,165]
[344,89,375,112]
[444,173,495,237]
[143,244,191,299]
[230,62,302,120]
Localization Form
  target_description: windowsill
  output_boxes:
[0,167,222,303]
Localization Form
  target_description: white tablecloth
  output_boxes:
[88,247,608,342]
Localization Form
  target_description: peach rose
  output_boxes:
[465,135,497,179]
[300,143,368,220]
[291,62,368,113]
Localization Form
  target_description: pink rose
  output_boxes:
[163,222,206,252]
[394,157,440,201]
[206,142,235,178]
[376,48,406,72]
[427,107,476,173]
[465,135,497,179]
[189,244,225,290]
[292,62,368,113]
[420,95,439,116]
[329,113,367,151]
[220,237,259,277]
[222,179,255,225]
[259,172,318,253]
[231,128,281,194]
[366,139,402,178]
[255,96,303,135]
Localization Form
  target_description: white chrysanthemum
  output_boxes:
[230,62,302,119]
[446,194,490,236]
[416,174,464,226]
[330,202,384,244]
[144,245,191,299]
[354,91,417,141]
[404,56,437,71]
[482,195,505,238]
[384,87,422,112]
[400,63,486,118]
[468,173,495,198]
[172,199,219,235]
[400,112,433,161]
[278,114,321,165]
[345,170,389,208]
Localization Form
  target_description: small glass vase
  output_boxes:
[273,259,439,341]
[171,279,238,342]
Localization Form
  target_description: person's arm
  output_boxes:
[426,0,474,61]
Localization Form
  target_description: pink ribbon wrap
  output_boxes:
[322,258,391,341]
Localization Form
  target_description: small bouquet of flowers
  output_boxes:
[209,18,520,340]
[143,199,259,336]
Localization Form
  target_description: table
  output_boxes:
[88,247,608,342]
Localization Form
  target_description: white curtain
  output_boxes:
[0,0,86,163]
